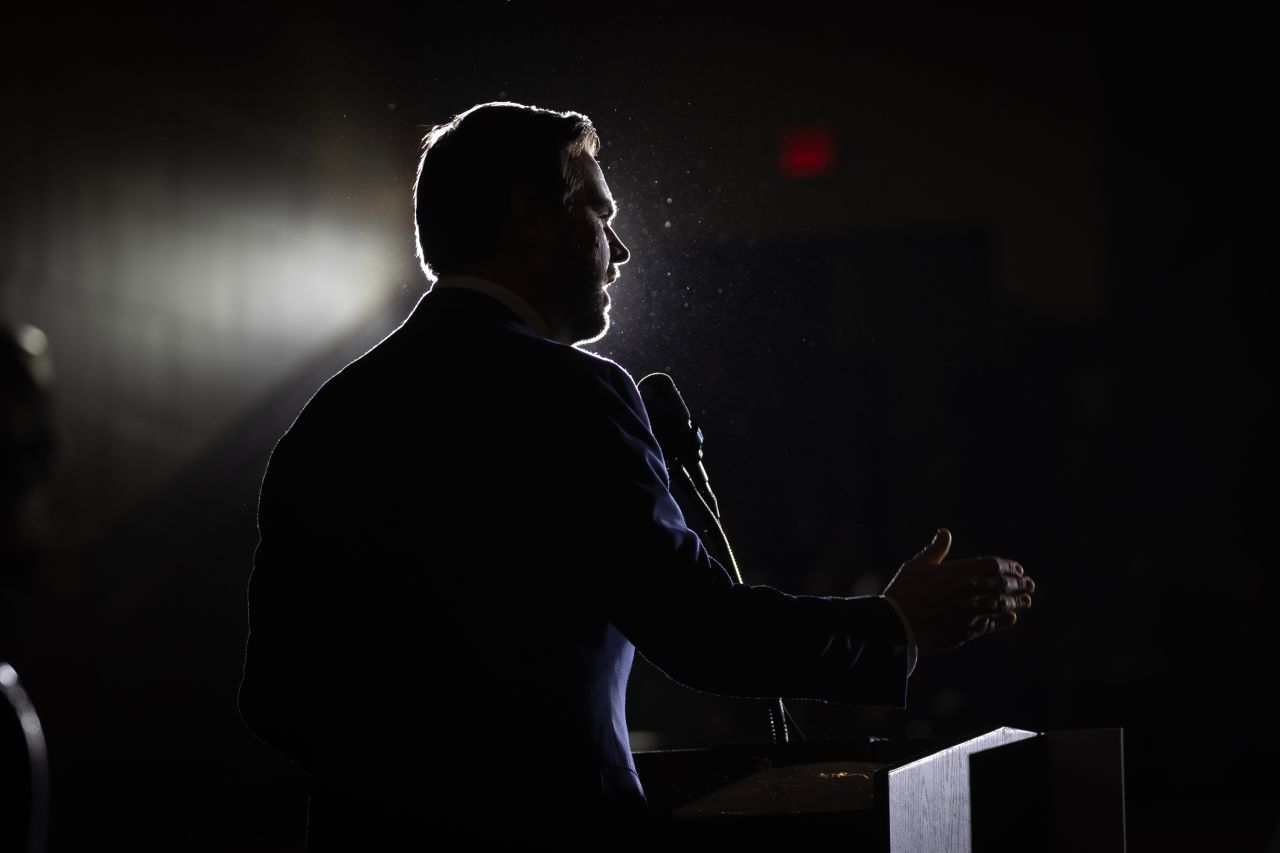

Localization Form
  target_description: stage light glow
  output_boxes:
[7,163,410,533]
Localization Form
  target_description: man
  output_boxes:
[238,102,1035,844]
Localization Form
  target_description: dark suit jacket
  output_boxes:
[238,285,913,840]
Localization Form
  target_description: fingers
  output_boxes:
[967,553,1033,644]
[948,555,1017,574]
[973,592,1033,613]
[973,574,1035,595]
[967,575,1030,644]
[970,611,1017,639]
[952,557,1034,595]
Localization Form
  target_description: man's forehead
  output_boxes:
[577,155,616,210]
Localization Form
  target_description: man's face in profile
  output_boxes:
[550,154,629,345]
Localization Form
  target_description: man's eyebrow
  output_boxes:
[598,199,618,221]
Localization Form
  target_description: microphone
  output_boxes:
[637,372,718,518]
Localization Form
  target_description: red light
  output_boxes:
[779,125,837,178]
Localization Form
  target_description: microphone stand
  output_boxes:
[639,374,805,745]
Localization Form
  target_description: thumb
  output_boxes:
[911,528,952,564]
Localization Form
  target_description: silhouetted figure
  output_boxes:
[1,320,61,668]
[1,322,57,853]
[1,324,60,611]
[238,102,1035,846]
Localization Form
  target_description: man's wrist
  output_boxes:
[881,595,919,677]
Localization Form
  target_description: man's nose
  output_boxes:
[608,226,630,266]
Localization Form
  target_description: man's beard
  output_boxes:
[567,283,609,345]
[556,244,610,345]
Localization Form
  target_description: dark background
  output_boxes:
[3,2,1275,849]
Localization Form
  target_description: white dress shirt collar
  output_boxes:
[432,274,552,339]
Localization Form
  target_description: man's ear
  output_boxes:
[509,183,558,249]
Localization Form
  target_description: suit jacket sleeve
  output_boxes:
[557,355,914,708]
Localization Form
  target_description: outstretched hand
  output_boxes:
[883,528,1034,655]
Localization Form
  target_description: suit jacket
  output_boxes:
[238,285,914,840]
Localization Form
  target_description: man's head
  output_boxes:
[413,102,629,345]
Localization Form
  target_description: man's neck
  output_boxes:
[432,273,552,339]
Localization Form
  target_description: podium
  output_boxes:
[633,727,1125,851]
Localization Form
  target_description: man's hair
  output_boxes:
[413,101,600,279]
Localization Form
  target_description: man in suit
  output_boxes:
[237,102,1035,844]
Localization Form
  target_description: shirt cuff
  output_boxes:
[882,595,919,677]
